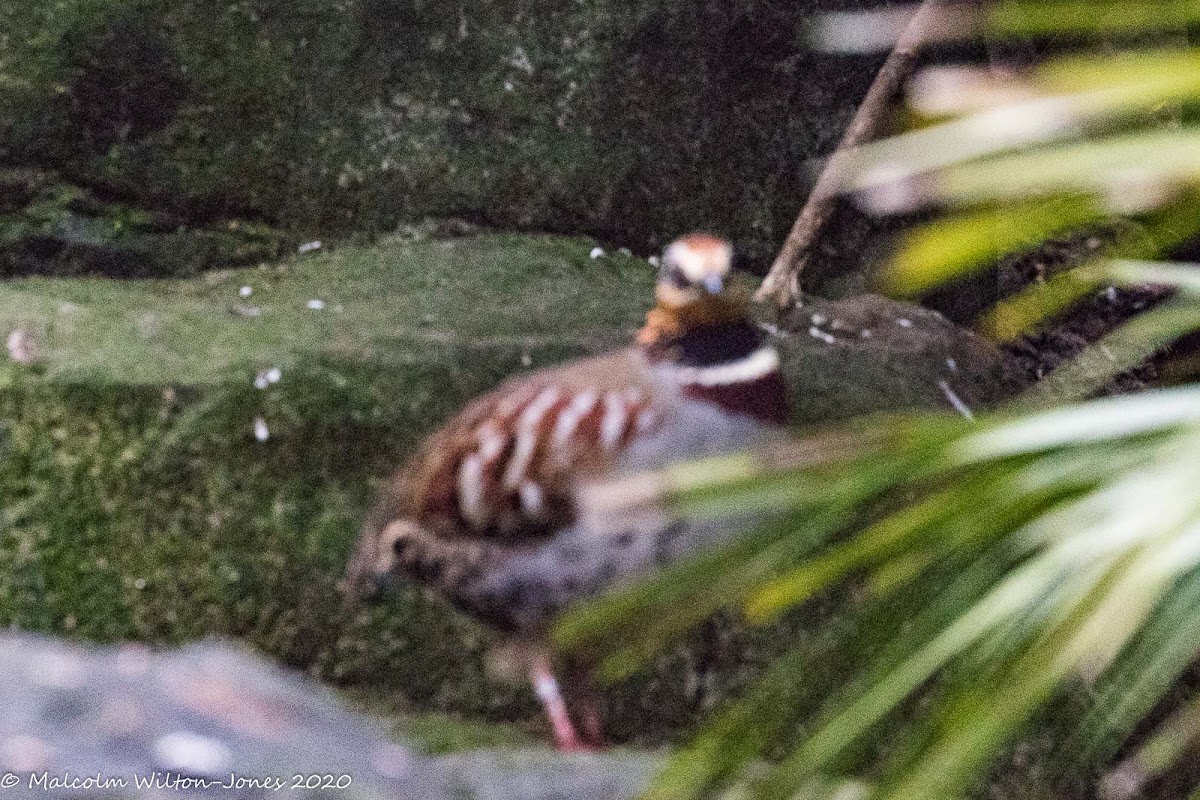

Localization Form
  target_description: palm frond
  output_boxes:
[557,5,1200,799]
[560,390,1200,799]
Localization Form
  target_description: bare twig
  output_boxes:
[756,0,945,309]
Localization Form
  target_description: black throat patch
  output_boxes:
[663,320,765,367]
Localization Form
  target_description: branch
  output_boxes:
[755,0,945,309]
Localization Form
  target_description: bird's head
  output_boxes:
[656,233,735,307]
[638,233,746,346]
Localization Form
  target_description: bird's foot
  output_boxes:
[554,736,602,754]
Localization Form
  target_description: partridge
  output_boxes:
[344,233,789,749]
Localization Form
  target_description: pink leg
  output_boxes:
[529,654,591,752]
[564,662,606,748]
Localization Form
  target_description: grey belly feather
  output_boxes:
[453,401,776,632]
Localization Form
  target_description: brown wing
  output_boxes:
[340,349,667,603]
[385,349,664,543]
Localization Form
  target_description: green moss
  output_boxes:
[0,172,287,278]
[0,233,653,739]
[0,233,650,383]
[0,234,1026,749]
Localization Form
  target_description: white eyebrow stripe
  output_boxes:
[670,346,780,387]
[665,239,733,282]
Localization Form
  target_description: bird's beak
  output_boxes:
[703,274,725,294]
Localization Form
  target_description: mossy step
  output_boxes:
[0,233,1025,745]
[0,233,651,385]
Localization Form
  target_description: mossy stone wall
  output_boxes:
[0,0,890,267]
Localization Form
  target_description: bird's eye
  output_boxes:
[667,266,690,289]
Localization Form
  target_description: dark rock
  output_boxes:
[772,293,1029,424]
[58,3,190,153]
[0,0,894,270]
[0,169,52,214]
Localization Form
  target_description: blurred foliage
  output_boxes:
[561,393,1200,800]
[840,5,1200,398]
[829,8,1200,365]
[0,0,887,263]
[556,4,1200,800]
